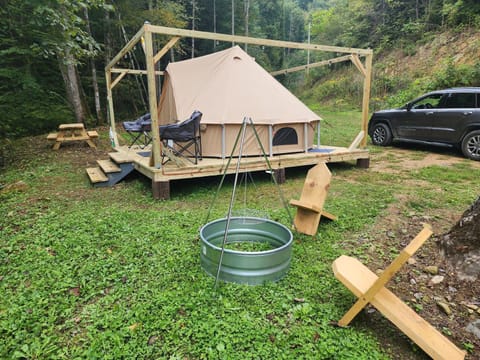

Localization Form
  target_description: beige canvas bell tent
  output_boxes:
[157,45,321,158]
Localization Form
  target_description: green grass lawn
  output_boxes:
[1,111,478,359]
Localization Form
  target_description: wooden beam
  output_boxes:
[360,53,373,148]
[270,55,353,76]
[145,24,373,56]
[106,26,145,71]
[144,29,162,168]
[348,131,365,152]
[105,69,119,147]
[110,68,164,76]
[350,54,366,77]
[111,72,128,89]
[153,36,180,64]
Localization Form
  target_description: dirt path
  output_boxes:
[358,145,480,359]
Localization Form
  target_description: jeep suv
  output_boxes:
[368,87,480,160]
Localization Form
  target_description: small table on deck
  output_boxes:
[47,123,98,150]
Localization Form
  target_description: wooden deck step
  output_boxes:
[108,151,134,164]
[97,159,121,173]
[86,167,108,183]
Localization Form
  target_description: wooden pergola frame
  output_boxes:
[105,24,373,169]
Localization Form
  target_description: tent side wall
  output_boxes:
[199,122,318,158]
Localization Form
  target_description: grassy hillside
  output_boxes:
[298,27,480,112]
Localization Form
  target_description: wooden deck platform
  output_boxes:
[111,144,370,199]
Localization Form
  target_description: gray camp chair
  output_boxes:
[160,110,203,164]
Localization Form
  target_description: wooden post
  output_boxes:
[274,168,286,184]
[105,69,119,147]
[356,158,370,169]
[144,25,162,168]
[152,180,170,200]
[360,52,373,148]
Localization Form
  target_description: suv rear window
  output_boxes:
[441,93,477,108]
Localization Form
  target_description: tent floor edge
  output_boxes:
[152,180,170,200]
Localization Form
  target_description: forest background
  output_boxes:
[1,0,480,140]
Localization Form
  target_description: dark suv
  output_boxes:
[368,87,480,160]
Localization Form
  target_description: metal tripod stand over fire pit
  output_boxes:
[201,117,293,286]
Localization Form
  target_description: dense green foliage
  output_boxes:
[1,0,480,139]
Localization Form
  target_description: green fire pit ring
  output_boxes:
[200,217,293,285]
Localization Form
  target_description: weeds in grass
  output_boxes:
[1,114,478,359]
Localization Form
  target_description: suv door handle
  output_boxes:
[463,111,473,116]
[426,111,434,115]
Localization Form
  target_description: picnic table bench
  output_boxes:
[47,123,98,150]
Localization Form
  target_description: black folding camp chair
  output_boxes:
[160,110,203,164]
[122,113,152,149]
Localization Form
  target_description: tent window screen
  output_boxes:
[273,127,298,146]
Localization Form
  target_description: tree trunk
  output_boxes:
[58,49,88,124]
[84,8,103,125]
[439,195,480,281]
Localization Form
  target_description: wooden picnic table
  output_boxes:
[47,123,98,150]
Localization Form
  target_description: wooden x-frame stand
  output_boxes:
[332,224,466,360]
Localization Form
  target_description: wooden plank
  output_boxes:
[338,225,432,327]
[110,145,370,182]
[145,24,373,56]
[333,255,465,360]
[97,159,121,173]
[59,123,84,130]
[361,53,373,147]
[108,151,134,164]
[56,135,91,142]
[111,71,128,89]
[87,131,99,138]
[321,210,337,221]
[86,167,108,183]
[350,54,366,77]
[47,133,58,140]
[105,26,145,71]
[270,55,353,76]
[110,68,163,75]
[289,199,322,213]
[348,131,365,151]
[153,36,180,64]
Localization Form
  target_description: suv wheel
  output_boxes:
[371,123,392,146]
[461,130,480,161]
